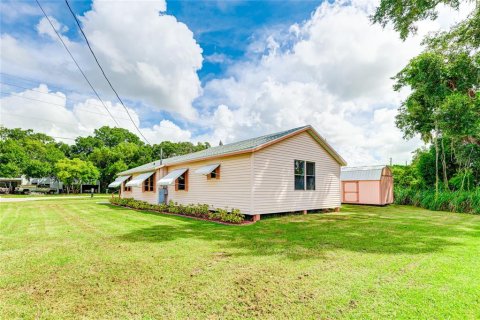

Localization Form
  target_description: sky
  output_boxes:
[0,0,472,165]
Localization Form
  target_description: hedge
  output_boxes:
[394,188,480,214]
[109,197,245,224]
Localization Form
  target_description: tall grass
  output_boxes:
[394,188,480,214]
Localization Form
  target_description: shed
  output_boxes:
[340,165,393,205]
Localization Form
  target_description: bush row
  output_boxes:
[109,197,245,223]
[394,188,480,214]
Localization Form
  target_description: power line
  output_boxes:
[0,91,133,122]
[34,0,120,127]
[0,72,70,92]
[0,78,131,116]
[2,112,81,127]
[64,0,150,145]
[0,84,132,120]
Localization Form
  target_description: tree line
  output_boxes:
[0,126,210,192]
[373,0,479,194]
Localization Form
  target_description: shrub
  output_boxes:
[394,188,480,214]
[109,198,245,223]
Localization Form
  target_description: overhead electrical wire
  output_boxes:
[0,90,132,122]
[2,112,82,127]
[0,113,77,141]
[0,83,132,119]
[64,0,150,144]
[0,78,131,116]
[34,0,120,127]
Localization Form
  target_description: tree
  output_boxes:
[55,158,99,194]
[373,1,479,192]
[93,126,142,147]
[70,136,103,159]
[0,127,66,178]
[372,0,479,45]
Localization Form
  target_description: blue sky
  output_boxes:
[166,0,322,82]
[1,0,322,83]
[0,0,464,164]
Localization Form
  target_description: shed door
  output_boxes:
[343,181,359,203]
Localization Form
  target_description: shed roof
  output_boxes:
[118,125,347,175]
[340,165,387,181]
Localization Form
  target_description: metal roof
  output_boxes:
[118,125,346,176]
[340,165,387,181]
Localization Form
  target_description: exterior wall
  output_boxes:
[358,181,381,204]
[342,181,359,202]
[166,154,253,214]
[252,131,341,214]
[380,167,394,205]
[120,168,164,205]
[341,167,394,205]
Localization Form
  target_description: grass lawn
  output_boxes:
[0,194,112,198]
[1,199,479,319]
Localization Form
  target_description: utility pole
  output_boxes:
[389,157,392,166]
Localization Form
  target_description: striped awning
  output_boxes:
[108,175,131,188]
[194,164,220,175]
[125,172,154,187]
[157,168,188,186]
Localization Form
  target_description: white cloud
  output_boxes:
[197,0,468,165]
[36,16,69,40]
[0,85,192,144]
[0,0,471,165]
[1,0,203,120]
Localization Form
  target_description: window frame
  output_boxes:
[124,177,132,192]
[175,170,189,191]
[143,173,156,192]
[294,160,316,191]
[207,166,220,180]
[294,160,305,191]
[306,161,316,191]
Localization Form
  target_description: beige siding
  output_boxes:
[166,154,253,214]
[120,169,163,205]
[252,131,341,214]
[120,131,342,215]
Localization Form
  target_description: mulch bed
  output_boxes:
[108,203,255,226]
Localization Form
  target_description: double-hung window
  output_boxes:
[124,177,132,192]
[176,171,188,191]
[294,160,316,190]
[143,173,155,192]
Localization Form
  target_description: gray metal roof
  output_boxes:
[340,165,387,181]
[119,125,346,176]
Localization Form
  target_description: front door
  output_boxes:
[158,187,167,204]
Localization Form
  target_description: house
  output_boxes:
[109,125,347,220]
[340,165,394,205]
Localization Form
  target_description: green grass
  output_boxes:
[1,199,479,319]
[0,193,111,198]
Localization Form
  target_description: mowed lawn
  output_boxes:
[1,199,479,319]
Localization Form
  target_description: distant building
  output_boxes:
[340,165,394,205]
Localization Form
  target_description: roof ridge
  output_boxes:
[117,125,329,176]
[159,125,309,161]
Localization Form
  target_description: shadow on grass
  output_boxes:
[106,204,480,260]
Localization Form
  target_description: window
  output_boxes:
[176,170,188,191]
[294,160,315,190]
[124,177,132,192]
[143,173,155,192]
[294,160,305,190]
[306,162,315,190]
[208,167,220,180]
